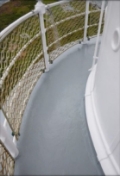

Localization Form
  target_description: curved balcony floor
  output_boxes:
[14,39,104,175]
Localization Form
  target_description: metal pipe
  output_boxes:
[0,123,19,158]
[0,11,36,42]
[35,1,49,71]
[83,1,90,42]
[92,1,105,68]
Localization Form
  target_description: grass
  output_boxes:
[0,0,57,31]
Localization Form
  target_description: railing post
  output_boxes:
[35,0,49,71]
[92,0,105,69]
[83,1,89,43]
[0,110,19,158]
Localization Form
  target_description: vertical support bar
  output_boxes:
[0,123,19,158]
[83,1,89,43]
[35,1,49,71]
[104,5,108,22]
[3,118,7,127]
[0,110,19,158]
[39,13,49,71]
[92,1,105,69]
[13,136,17,146]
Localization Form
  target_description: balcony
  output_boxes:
[0,0,105,175]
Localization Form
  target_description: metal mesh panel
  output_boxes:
[0,0,105,137]
[89,11,100,25]
[46,1,85,24]
[0,141,15,176]
[89,2,101,11]
[45,1,104,62]
[1,55,44,136]
[0,14,45,137]
[87,2,104,38]
[0,15,40,77]
[87,25,97,37]
[45,0,86,62]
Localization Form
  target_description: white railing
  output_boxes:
[0,0,105,175]
[92,0,105,68]
[83,0,90,42]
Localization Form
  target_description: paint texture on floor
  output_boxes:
[14,41,104,175]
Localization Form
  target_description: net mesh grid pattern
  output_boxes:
[0,0,104,137]
[0,1,104,173]
[0,141,15,176]
[0,14,45,136]
[45,1,104,62]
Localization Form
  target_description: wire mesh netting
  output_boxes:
[0,0,105,174]
[45,0,86,62]
[45,1,104,62]
[0,141,15,176]
[0,14,45,137]
[0,0,105,137]
[87,3,104,38]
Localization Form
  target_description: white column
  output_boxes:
[35,1,49,71]
[83,1,89,43]
[86,1,120,175]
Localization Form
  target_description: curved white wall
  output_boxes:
[93,0,120,173]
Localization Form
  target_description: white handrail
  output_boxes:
[83,1,90,42]
[48,27,84,48]
[0,11,36,42]
[0,33,40,87]
[45,0,68,8]
[92,0,105,68]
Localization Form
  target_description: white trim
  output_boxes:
[85,65,120,175]
[109,131,120,153]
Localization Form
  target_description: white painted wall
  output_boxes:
[93,0,120,172]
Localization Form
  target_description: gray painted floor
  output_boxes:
[15,40,104,175]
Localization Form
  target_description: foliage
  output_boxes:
[0,0,57,31]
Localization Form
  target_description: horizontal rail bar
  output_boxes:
[0,33,41,87]
[0,1,101,42]
[48,27,84,48]
[45,0,68,8]
[45,9,102,33]
[88,23,104,28]
[47,22,103,49]
[0,11,37,41]
[46,12,86,30]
